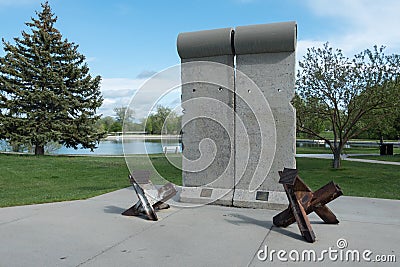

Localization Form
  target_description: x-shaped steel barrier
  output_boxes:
[122,170,177,221]
[273,168,343,242]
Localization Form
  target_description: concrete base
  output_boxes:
[179,187,234,206]
[179,187,288,210]
[233,189,288,210]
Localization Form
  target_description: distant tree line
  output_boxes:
[97,106,182,135]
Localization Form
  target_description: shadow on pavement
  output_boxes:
[225,213,308,242]
[224,213,272,229]
[104,205,126,214]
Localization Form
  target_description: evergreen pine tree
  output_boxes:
[0,2,104,155]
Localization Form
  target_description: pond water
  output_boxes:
[1,139,388,156]
[51,139,182,155]
[53,139,378,155]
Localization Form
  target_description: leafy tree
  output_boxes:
[96,116,115,133]
[295,43,400,168]
[113,106,134,123]
[0,2,103,155]
[356,103,400,140]
[114,106,136,131]
[109,121,123,133]
[145,106,181,134]
[96,107,140,134]
[293,94,326,138]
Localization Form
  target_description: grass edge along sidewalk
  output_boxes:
[0,154,399,208]
[348,154,400,162]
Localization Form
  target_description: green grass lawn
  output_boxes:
[297,131,335,140]
[297,158,400,200]
[0,153,181,207]
[1,153,399,207]
[0,154,129,207]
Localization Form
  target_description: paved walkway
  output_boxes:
[0,188,399,266]
[296,154,400,166]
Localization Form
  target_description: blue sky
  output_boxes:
[1,0,400,117]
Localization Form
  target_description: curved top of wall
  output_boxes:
[234,21,297,54]
[177,28,234,59]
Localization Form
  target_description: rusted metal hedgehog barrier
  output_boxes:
[122,170,177,221]
[273,168,343,243]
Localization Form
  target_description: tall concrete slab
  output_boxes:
[233,21,297,209]
[177,28,235,206]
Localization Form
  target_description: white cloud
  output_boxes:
[136,70,157,79]
[98,78,145,117]
[303,0,400,55]
[128,75,181,119]
[296,39,326,61]
[85,57,96,63]
[98,73,182,119]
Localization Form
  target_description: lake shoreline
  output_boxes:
[104,134,181,141]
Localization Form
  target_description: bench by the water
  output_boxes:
[163,146,180,154]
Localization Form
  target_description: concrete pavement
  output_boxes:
[0,188,399,267]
